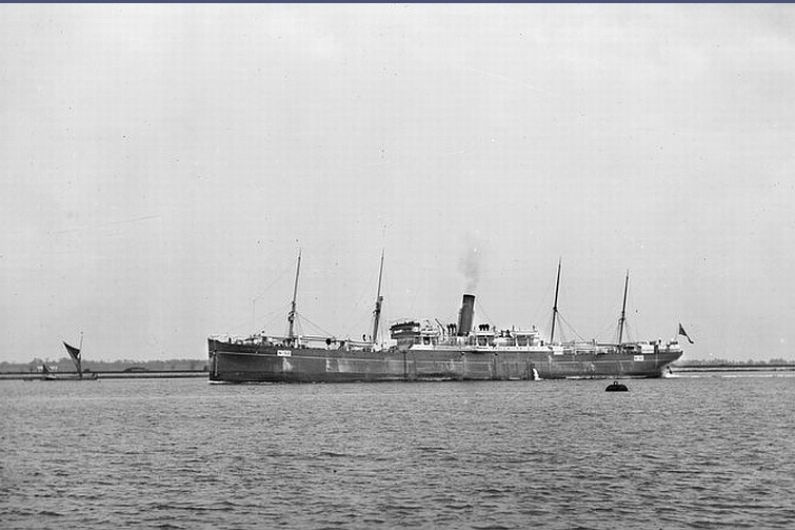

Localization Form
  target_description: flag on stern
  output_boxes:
[63,341,81,362]
[678,324,694,344]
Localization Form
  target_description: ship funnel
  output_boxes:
[457,294,475,336]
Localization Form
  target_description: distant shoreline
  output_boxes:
[0,370,208,381]
[670,363,795,373]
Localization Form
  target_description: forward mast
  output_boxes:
[550,258,562,344]
[371,250,385,345]
[617,271,629,345]
[286,250,301,344]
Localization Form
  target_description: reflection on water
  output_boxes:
[2,376,794,529]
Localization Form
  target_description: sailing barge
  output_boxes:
[38,334,98,381]
[208,255,684,383]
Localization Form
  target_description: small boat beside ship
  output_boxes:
[208,254,685,383]
[39,363,58,381]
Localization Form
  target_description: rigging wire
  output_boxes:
[532,280,555,329]
[474,297,496,328]
[222,300,290,337]
[259,304,291,332]
[292,312,336,338]
[553,315,567,343]
[626,286,644,340]
[340,262,380,339]
[252,261,295,303]
[623,320,635,343]
[557,312,588,342]
[594,318,618,342]
[218,260,297,335]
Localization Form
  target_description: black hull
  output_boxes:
[208,339,682,383]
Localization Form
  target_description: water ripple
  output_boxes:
[2,378,794,528]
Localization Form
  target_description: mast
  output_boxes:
[287,250,301,343]
[77,332,84,379]
[617,270,629,345]
[550,258,561,344]
[371,250,385,344]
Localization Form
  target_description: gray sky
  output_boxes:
[2,5,793,363]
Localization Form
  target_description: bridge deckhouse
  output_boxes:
[494,327,542,348]
[390,319,444,349]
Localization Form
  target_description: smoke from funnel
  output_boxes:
[458,245,480,292]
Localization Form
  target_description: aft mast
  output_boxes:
[287,250,301,344]
[371,250,385,345]
[617,270,629,345]
[550,258,562,344]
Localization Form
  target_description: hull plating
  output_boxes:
[208,339,681,383]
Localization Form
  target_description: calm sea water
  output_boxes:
[1,375,794,529]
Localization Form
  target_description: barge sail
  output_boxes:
[208,255,684,383]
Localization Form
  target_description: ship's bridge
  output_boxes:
[390,318,443,349]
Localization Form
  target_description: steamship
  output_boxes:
[208,254,684,383]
